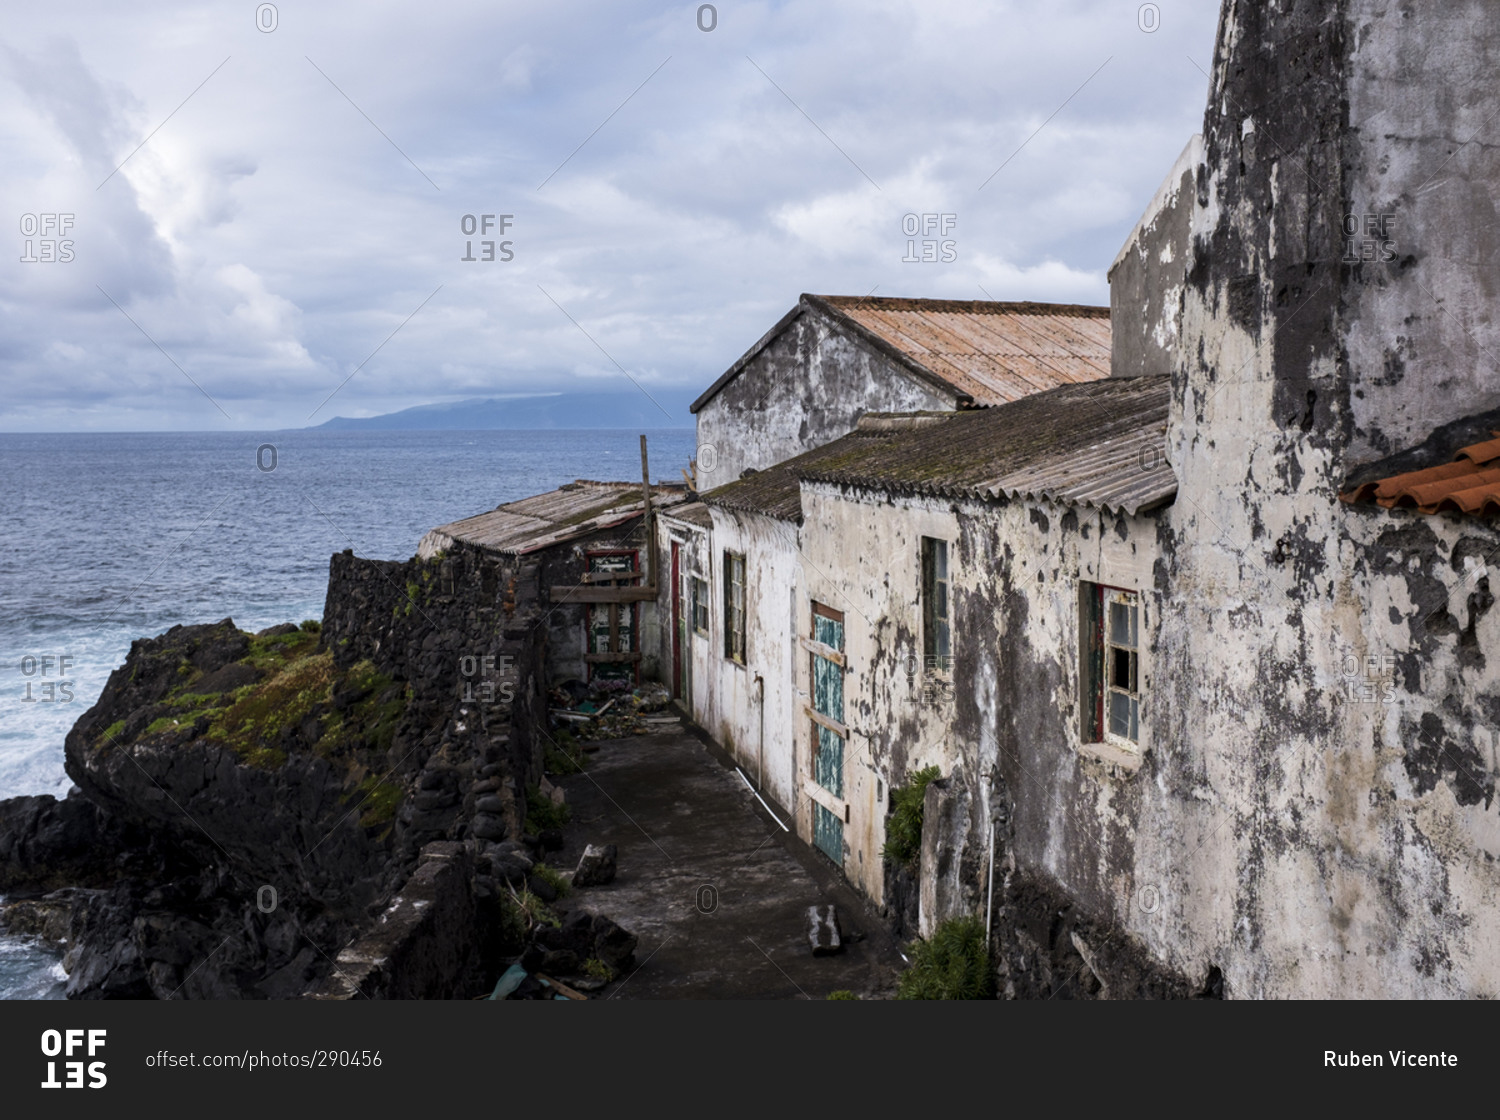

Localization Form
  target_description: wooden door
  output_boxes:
[810,602,845,864]
[585,551,640,684]
[671,541,683,698]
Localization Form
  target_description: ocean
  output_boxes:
[0,427,696,999]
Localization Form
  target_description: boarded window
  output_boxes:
[921,537,951,672]
[724,552,746,664]
[691,576,709,635]
[1080,582,1140,747]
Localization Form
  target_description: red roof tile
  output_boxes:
[1341,432,1500,516]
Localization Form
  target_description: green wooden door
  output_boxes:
[811,606,845,864]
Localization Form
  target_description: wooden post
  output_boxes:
[639,434,656,587]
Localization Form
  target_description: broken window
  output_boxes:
[1081,583,1140,747]
[691,576,709,636]
[724,551,746,664]
[921,537,951,672]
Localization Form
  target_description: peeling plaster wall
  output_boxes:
[1342,1,1500,466]
[798,482,1170,959]
[799,485,963,904]
[1150,0,1500,997]
[694,306,958,488]
[686,508,803,816]
[1109,134,1201,379]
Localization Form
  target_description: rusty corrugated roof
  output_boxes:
[702,378,1175,522]
[1341,432,1500,515]
[690,294,1110,413]
[418,480,690,557]
[820,296,1112,404]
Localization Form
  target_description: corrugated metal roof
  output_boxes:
[691,294,1110,413]
[821,296,1112,405]
[418,480,690,557]
[661,500,713,529]
[700,430,900,524]
[1342,432,1500,515]
[702,378,1175,521]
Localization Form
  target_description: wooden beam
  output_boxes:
[804,704,848,739]
[801,777,847,820]
[550,585,657,603]
[584,651,642,664]
[799,635,846,667]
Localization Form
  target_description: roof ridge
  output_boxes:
[815,294,1109,316]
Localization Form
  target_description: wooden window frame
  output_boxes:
[723,551,746,664]
[691,576,710,636]
[1080,581,1140,750]
[921,537,952,673]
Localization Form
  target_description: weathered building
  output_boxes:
[690,294,1110,487]
[1130,0,1500,997]
[419,479,690,688]
[402,0,1500,1000]
[649,0,1500,998]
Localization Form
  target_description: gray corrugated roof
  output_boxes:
[799,377,1175,515]
[702,378,1176,521]
[418,480,690,557]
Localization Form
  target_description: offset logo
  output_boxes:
[40,1029,107,1089]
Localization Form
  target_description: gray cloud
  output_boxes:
[0,0,1218,431]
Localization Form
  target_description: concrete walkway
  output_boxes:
[549,716,906,999]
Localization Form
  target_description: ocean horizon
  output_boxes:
[0,427,696,999]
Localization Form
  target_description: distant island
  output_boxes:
[306,391,695,431]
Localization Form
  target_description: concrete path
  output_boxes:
[549,716,906,999]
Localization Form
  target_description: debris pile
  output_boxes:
[547,679,679,740]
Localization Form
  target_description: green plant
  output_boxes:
[299,619,322,633]
[99,719,126,745]
[544,731,587,775]
[509,886,560,930]
[882,765,941,865]
[896,916,994,1000]
[525,785,571,830]
[531,863,569,897]
[583,958,614,982]
[826,989,858,1000]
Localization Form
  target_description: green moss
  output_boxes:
[883,765,941,866]
[99,719,126,745]
[896,917,994,1000]
[166,691,223,710]
[826,989,858,1000]
[525,785,571,831]
[583,958,614,982]
[531,863,569,898]
[244,628,319,670]
[244,746,288,769]
[208,649,334,764]
[354,775,402,827]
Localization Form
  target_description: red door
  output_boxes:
[671,541,682,697]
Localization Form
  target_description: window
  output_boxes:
[1081,583,1140,747]
[921,537,951,672]
[724,552,746,663]
[691,576,709,635]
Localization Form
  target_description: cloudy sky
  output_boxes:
[1,1,1221,432]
